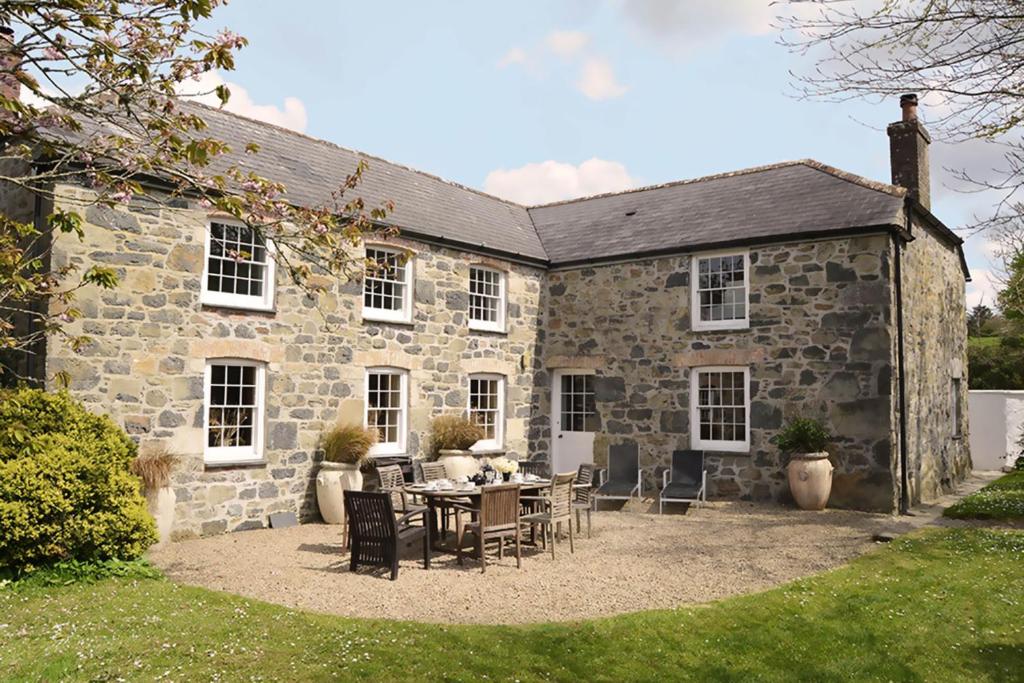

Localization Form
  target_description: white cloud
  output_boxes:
[577,57,629,101]
[178,70,307,133]
[620,0,773,54]
[967,268,1001,308]
[483,158,637,205]
[546,30,590,59]
[497,47,528,68]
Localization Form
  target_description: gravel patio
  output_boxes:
[148,500,927,625]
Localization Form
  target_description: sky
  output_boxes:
[190,0,1002,306]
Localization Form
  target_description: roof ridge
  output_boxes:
[525,159,905,209]
[182,99,533,211]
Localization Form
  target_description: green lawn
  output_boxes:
[945,471,1024,521]
[2,528,1022,682]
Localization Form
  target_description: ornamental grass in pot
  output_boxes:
[130,444,179,546]
[316,423,376,524]
[428,415,484,480]
[773,418,833,511]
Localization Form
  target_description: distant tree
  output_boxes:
[967,304,994,336]
[0,1,392,384]
[779,0,1024,233]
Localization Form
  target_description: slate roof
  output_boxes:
[186,102,547,261]
[527,161,908,265]
[151,103,927,266]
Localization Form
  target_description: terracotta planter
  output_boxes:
[145,486,176,546]
[787,452,833,510]
[316,461,363,524]
[437,450,481,479]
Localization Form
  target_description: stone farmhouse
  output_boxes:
[4,95,971,537]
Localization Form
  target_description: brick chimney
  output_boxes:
[886,93,931,209]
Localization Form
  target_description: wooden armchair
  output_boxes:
[453,483,522,573]
[572,463,595,538]
[343,490,430,581]
[520,472,577,559]
[377,464,420,513]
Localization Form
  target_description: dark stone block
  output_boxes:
[802,345,826,360]
[626,408,652,421]
[578,338,598,352]
[606,420,632,434]
[258,482,278,499]
[239,487,258,500]
[268,422,298,450]
[824,372,860,401]
[826,262,857,282]
[665,271,688,288]
[754,265,781,277]
[271,467,296,480]
[850,328,889,361]
[269,511,298,528]
[659,410,688,433]
[415,280,436,305]
[799,369,817,386]
[803,263,823,273]
[630,345,644,359]
[789,275,809,287]
[877,365,892,395]
[158,410,186,428]
[593,376,626,402]
[821,310,871,329]
[201,519,227,536]
[445,290,469,310]
[550,282,567,296]
[86,205,141,233]
[750,401,782,429]
[234,520,265,532]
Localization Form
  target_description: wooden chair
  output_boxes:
[419,461,447,483]
[520,472,576,559]
[377,464,420,513]
[343,490,430,581]
[452,483,522,573]
[572,463,595,538]
[517,460,549,478]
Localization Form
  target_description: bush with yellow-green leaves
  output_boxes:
[0,388,156,575]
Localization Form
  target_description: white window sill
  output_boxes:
[693,442,750,454]
[469,322,507,334]
[201,296,276,313]
[204,458,267,469]
[691,320,750,332]
[363,311,414,326]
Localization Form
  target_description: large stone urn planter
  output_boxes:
[145,486,176,546]
[787,452,833,510]
[437,449,481,479]
[316,462,363,524]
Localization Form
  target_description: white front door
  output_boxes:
[551,369,597,475]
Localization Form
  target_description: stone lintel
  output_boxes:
[546,355,607,370]
[190,339,285,364]
[674,347,767,368]
[462,357,517,376]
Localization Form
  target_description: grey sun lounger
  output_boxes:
[593,443,641,505]
[659,450,707,513]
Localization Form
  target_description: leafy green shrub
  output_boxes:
[968,335,1024,389]
[0,388,157,574]
[321,423,376,465]
[772,418,831,454]
[427,415,484,460]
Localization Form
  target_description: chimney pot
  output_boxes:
[900,93,919,121]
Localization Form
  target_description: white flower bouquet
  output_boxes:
[489,456,519,475]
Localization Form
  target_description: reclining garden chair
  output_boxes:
[593,443,641,507]
[659,450,707,514]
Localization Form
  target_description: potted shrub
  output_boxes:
[130,444,179,546]
[428,415,484,480]
[774,417,833,511]
[316,423,376,524]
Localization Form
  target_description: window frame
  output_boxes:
[365,367,409,456]
[203,358,267,465]
[200,219,277,312]
[690,250,750,331]
[362,246,414,324]
[689,365,751,453]
[468,266,507,333]
[468,373,506,452]
[558,371,598,433]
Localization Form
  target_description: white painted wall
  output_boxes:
[968,391,1024,470]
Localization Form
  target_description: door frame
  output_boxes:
[551,368,597,474]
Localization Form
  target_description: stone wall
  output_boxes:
[44,184,544,537]
[899,216,971,502]
[531,235,899,510]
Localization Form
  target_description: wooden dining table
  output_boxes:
[403,480,551,553]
